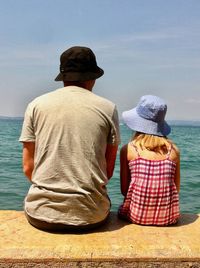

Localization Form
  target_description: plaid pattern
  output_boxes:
[119,144,180,226]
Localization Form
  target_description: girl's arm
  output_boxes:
[171,144,180,193]
[174,152,180,193]
[120,144,131,196]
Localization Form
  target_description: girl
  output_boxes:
[119,95,180,226]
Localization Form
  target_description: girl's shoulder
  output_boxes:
[127,141,138,161]
[169,142,180,162]
[120,142,137,161]
[127,140,180,162]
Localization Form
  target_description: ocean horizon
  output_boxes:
[1,115,200,126]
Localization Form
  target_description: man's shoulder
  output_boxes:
[27,87,64,107]
[91,92,116,109]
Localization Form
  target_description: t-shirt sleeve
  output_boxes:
[107,105,121,145]
[19,103,36,142]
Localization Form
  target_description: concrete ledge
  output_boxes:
[0,211,200,267]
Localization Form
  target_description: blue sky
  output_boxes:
[0,0,200,120]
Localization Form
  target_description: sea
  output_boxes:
[0,118,200,214]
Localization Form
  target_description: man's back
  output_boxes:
[20,86,120,226]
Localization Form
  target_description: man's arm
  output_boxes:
[22,142,35,181]
[105,144,118,180]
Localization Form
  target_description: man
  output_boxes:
[19,46,120,231]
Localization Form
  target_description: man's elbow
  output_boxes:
[107,170,114,180]
[23,165,33,181]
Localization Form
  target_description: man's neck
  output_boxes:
[63,80,95,91]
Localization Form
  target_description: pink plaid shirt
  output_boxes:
[119,143,180,225]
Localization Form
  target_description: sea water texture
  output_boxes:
[0,118,200,214]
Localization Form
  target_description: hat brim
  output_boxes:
[54,67,104,82]
[122,108,171,137]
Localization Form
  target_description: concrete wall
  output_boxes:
[0,211,200,267]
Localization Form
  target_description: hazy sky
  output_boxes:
[0,0,200,120]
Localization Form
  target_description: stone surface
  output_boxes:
[0,262,200,268]
[0,211,200,267]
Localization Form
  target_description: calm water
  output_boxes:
[0,118,200,214]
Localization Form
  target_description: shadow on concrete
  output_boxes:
[172,213,199,227]
[94,213,200,232]
[92,212,131,233]
[37,212,199,235]
[39,212,130,235]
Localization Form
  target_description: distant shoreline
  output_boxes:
[0,116,23,120]
[120,120,200,127]
[1,116,200,126]
[168,120,200,127]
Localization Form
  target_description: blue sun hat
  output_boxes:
[122,95,171,136]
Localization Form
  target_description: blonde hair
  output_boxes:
[132,132,172,154]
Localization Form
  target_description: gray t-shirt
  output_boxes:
[19,86,120,225]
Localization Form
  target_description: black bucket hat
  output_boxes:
[55,46,104,82]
